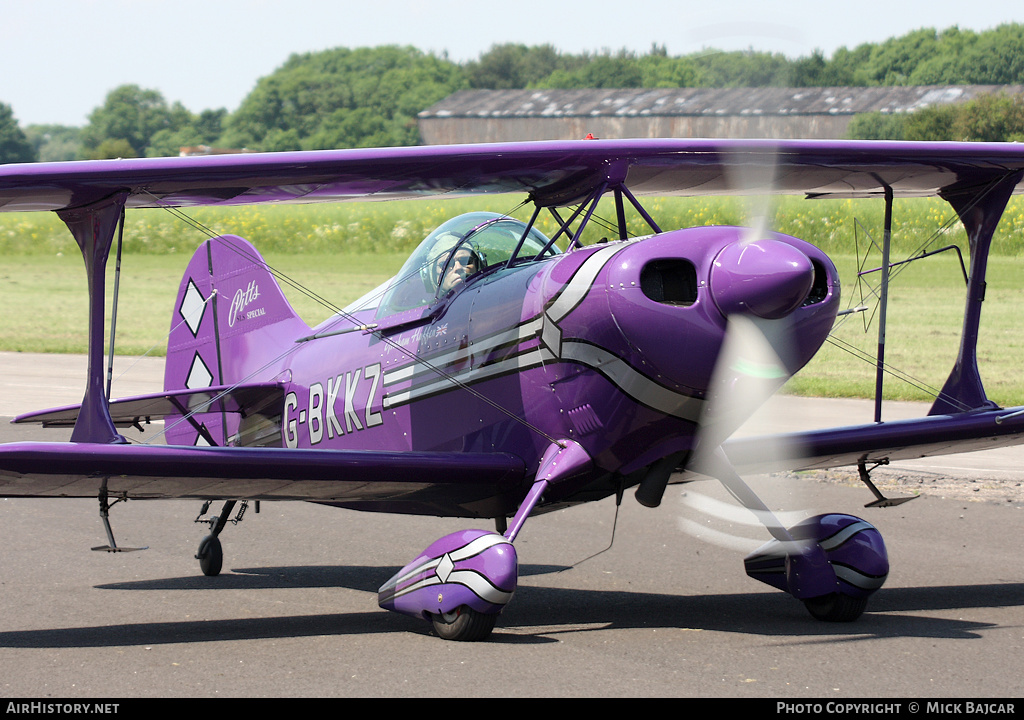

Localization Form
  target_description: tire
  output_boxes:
[197,535,223,577]
[804,593,868,622]
[431,606,497,641]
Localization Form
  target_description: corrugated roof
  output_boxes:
[420,86,1024,119]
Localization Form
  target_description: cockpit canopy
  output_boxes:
[376,212,558,318]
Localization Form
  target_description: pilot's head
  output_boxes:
[439,245,481,294]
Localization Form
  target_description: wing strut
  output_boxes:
[873,187,893,423]
[930,171,1024,415]
[56,192,130,444]
[105,206,125,399]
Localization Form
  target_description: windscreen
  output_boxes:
[376,212,556,318]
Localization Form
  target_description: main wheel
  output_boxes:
[197,535,223,577]
[430,606,497,641]
[804,593,868,622]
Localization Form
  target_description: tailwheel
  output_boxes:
[803,592,868,622]
[196,534,223,577]
[430,606,497,642]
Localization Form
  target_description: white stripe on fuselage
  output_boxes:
[544,242,631,323]
[383,317,545,387]
[380,239,704,421]
[560,341,703,421]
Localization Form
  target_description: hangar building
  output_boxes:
[418,86,1024,144]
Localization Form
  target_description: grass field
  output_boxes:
[5,194,1014,257]
[2,196,1023,406]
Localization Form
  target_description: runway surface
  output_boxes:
[0,353,1021,697]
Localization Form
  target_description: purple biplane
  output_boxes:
[2,138,1023,641]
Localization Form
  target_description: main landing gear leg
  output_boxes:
[379,440,593,641]
[195,500,247,577]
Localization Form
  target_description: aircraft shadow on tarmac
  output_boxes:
[0,564,1018,648]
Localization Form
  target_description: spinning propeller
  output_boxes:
[686,312,803,546]
[686,144,810,544]
[642,147,889,621]
[636,143,810,518]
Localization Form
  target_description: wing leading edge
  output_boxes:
[0,442,527,517]
[4,139,1024,216]
[723,406,1024,476]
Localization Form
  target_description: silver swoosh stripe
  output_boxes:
[445,570,514,604]
[381,556,442,593]
[380,535,509,591]
[448,533,512,561]
[384,242,624,392]
[385,569,513,606]
[383,346,555,408]
[560,341,704,421]
[834,563,887,591]
[381,240,704,420]
[384,318,544,386]
[819,521,873,552]
[545,243,629,323]
[385,338,705,421]
[382,535,515,604]
[386,572,441,598]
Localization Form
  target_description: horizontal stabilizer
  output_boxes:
[13,384,283,428]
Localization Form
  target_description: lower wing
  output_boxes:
[724,405,1024,474]
[0,442,527,518]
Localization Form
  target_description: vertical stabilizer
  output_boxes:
[164,235,310,446]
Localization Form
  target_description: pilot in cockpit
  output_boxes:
[429,232,484,295]
[375,212,550,319]
[437,244,482,294]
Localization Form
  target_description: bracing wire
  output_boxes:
[822,333,973,413]
[823,176,1014,413]
[135,193,563,447]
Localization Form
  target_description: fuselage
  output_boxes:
[262,219,840,513]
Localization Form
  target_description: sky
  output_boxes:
[1,0,1022,127]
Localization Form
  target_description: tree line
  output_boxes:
[4,23,1024,164]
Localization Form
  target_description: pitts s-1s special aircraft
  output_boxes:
[2,138,1024,641]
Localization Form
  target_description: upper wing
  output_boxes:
[723,405,1024,475]
[4,139,1024,215]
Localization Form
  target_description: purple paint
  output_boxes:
[378,530,517,618]
[745,514,889,601]
[3,139,1024,636]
